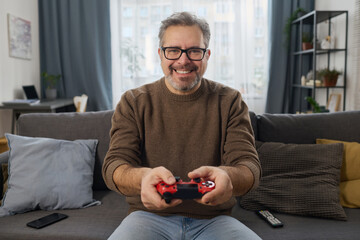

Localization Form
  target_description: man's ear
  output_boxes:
[158,48,162,58]
[205,49,211,60]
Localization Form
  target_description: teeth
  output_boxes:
[175,70,191,74]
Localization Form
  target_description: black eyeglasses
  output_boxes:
[161,47,207,61]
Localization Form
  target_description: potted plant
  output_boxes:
[41,72,61,99]
[283,8,306,47]
[302,32,313,50]
[317,68,341,87]
[305,96,329,113]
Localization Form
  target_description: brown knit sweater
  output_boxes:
[103,77,261,218]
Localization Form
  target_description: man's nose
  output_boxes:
[176,51,192,64]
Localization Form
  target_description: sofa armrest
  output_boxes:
[0,151,9,201]
[0,151,9,164]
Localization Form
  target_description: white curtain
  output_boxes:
[111,0,268,114]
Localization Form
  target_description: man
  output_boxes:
[103,12,262,240]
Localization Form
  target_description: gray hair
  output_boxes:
[158,12,211,48]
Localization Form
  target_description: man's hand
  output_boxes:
[188,166,233,206]
[140,166,182,210]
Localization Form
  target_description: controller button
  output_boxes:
[194,178,201,183]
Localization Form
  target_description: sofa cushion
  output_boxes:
[0,137,8,153]
[256,111,360,143]
[317,138,360,208]
[0,137,9,201]
[17,110,114,191]
[0,134,101,217]
[239,141,346,220]
[249,111,258,139]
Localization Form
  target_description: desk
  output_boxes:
[0,99,75,133]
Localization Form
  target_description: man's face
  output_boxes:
[158,25,210,95]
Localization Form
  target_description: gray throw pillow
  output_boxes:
[0,134,101,217]
[239,141,347,220]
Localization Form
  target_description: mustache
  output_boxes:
[169,64,198,72]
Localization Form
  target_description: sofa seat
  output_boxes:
[1,191,359,240]
[233,205,360,240]
[0,191,128,240]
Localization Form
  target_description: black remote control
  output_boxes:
[256,210,283,228]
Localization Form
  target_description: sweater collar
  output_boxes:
[161,77,205,102]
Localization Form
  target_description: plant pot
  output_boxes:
[302,42,313,50]
[45,88,57,100]
[323,76,338,87]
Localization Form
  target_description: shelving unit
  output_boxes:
[289,10,348,113]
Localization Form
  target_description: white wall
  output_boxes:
[0,0,40,136]
[315,0,359,111]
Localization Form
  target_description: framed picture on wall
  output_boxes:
[7,13,32,60]
[327,93,342,112]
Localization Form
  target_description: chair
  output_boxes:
[73,94,88,112]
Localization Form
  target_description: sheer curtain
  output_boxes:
[111,0,268,114]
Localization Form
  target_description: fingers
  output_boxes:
[140,166,181,210]
[189,166,234,206]
[144,166,176,185]
[141,166,234,209]
[188,166,213,180]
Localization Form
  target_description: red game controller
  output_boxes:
[156,177,215,204]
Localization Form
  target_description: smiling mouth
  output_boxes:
[175,69,192,74]
[170,65,198,75]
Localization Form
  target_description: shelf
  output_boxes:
[292,10,347,25]
[289,10,348,113]
[293,49,314,55]
[316,49,346,55]
[293,49,346,55]
[292,84,345,89]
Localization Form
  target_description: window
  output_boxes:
[122,26,132,38]
[254,47,263,58]
[216,2,230,14]
[123,7,132,18]
[255,27,263,37]
[197,7,207,17]
[111,0,268,114]
[140,27,148,37]
[139,7,148,18]
[151,6,161,22]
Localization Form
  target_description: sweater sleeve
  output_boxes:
[102,92,142,193]
[222,92,261,190]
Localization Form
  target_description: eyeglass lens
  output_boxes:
[164,47,205,60]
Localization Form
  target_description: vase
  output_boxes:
[323,76,338,87]
[302,42,313,50]
[45,88,57,100]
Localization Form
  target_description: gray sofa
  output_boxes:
[0,110,359,240]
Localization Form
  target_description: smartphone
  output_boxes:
[26,213,68,229]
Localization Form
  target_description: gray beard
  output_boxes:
[165,73,201,92]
